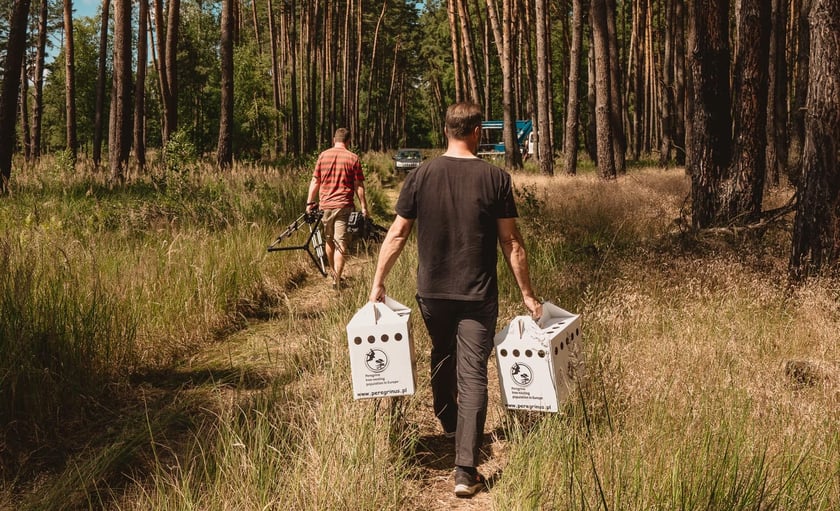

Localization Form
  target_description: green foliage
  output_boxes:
[514,183,546,218]
[50,146,76,175]
[40,14,104,153]
[175,0,222,154]
[161,129,198,174]
[232,44,276,160]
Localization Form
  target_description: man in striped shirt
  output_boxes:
[306,128,369,289]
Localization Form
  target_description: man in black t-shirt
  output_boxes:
[369,102,542,498]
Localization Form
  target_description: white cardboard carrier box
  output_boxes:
[494,302,582,412]
[346,296,416,399]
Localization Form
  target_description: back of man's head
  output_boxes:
[445,102,482,139]
[334,128,350,144]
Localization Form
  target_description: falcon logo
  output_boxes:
[365,348,389,373]
[510,362,533,386]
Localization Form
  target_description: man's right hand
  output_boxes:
[369,284,386,303]
[524,295,542,321]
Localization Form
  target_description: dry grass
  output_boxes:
[492,167,839,509]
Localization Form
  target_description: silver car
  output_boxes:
[393,148,423,173]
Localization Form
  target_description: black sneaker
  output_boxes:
[453,468,485,497]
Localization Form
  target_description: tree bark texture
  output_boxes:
[20,60,31,162]
[64,0,78,162]
[605,0,625,173]
[689,0,732,228]
[591,0,616,179]
[93,0,110,167]
[673,0,687,165]
[766,0,788,187]
[164,0,181,141]
[217,0,234,168]
[789,0,840,280]
[563,0,583,175]
[30,0,48,162]
[788,0,812,183]
[0,0,31,192]
[721,0,771,223]
[109,0,133,183]
[535,0,553,175]
[134,0,149,169]
[456,0,482,103]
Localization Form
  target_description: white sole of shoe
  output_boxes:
[454,483,482,497]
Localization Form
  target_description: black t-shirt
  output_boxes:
[395,156,518,301]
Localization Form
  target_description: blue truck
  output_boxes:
[477,119,533,159]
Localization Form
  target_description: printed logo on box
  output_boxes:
[510,362,533,386]
[365,348,389,373]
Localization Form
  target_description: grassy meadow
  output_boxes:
[0,153,837,510]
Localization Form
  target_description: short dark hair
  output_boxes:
[445,102,482,139]
[334,128,350,143]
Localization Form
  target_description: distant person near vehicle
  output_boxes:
[368,102,542,498]
[306,128,369,289]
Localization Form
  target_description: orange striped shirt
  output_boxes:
[313,146,364,209]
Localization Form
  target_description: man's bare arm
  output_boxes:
[305,176,319,212]
[369,215,414,302]
[355,182,369,216]
[498,217,542,319]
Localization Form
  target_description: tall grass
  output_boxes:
[0,156,335,480]
[2,160,838,510]
[0,235,138,453]
[490,170,839,510]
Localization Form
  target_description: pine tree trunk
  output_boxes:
[164,0,180,141]
[93,0,110,167]
[217,0,234,168]
[501,0,523,169]
[684,0,695,174]
[134,0,148,170]
[457,0,482,103]
[789,0,840,280]
[658,0,675,167]
[586,44,598,163]
[251,0,261,54]
[606,0,625,173]
[481,2,492,119]
[153,0,169,141]
[632,0,646,160]
[353,0,362,146]
[520,1,536,124]
[765,0,788,187]
[447,0,463,102]
[20,61,31,162]
[689,0,732,228]
[788,0,812,184]
[721,0,771,223]
[64,0,78,163]
[109,0,132,184]
[30,0,47,162]
[0,0,31,191]
[563,0,584,175]
[591,0,616,179]
[535,0,553,175]
[673,0,687,165]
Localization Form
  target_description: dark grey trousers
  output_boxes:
[416,296,498,468]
